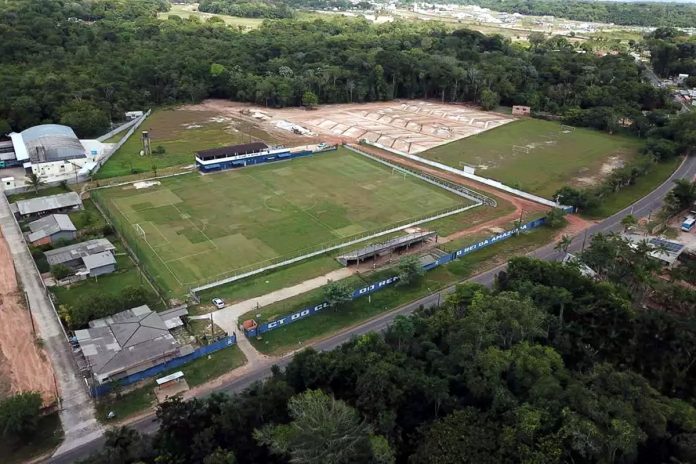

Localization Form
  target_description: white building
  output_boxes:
[5,124,102,183]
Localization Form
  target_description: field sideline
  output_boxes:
[420,119,643,198]
[93,148,475,297]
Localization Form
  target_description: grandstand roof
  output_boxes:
[20,124,85,163]
[195,142,268,161]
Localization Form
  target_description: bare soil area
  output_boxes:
[184,99,514,154]
[0,231,56,404]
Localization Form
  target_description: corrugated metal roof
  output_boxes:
[27,214,76,242]
[45,238,114,266]
[15,191,82,216]
[20,124,85,163]
[82,251,116,270]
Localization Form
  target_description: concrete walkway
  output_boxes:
[0,194,101,455]
[192,267,354,334]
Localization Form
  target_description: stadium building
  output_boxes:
[2,124,106,182]
[195,142,334,173]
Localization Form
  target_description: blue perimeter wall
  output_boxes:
[246,210,571,337]
[91,335,237,397]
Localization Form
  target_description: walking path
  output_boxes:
[0,194,101,453]
[191,267,354,334]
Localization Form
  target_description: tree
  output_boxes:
[479,88,500,111]
[396,255,424,287]
[255,389,375,464]
[323,280,351,308]
[25,172,43,193]
[545,208,568,229]
[0,392,43,438]
[302,90,319,109]
[621,214,638,231]
[59,101,110,138]
[51,264,73,280]
[555,234,573,253]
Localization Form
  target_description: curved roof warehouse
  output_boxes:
[20,124,85,163]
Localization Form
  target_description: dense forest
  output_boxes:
[198,0,295,19]
[79,232,696,463]
[453,0,696,28]
[646,27,696,79]
[0,0,671,138]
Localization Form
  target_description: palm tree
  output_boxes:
[555,234,573,253]
[621,214,638,231]
[25,172,43,193]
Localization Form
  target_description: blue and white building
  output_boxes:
[195,142,334,173]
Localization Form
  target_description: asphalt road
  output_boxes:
[48,155,696,464]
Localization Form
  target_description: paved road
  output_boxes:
[0,196,102,456]
[47,155,696,464]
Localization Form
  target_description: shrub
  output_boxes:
[51,264,72,280]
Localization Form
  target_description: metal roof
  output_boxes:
[337,231,436,265]
[45,238,115,266]
[195,142,268,161]
[77,305,189,383]
[82,251,116,270]
[27,214,76,242]
[20,124,85,163]
[15,191,82,216]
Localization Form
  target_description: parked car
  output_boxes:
[212,298,225,309]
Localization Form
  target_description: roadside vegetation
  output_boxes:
[81,231,696,464]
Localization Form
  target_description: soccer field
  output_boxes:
[420,119,643,198]
[93,148,470,296]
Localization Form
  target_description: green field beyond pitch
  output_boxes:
[94,148,468,295]
[421,119,642,198]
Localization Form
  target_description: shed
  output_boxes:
[82,251,117,277]
[27,214,77,245]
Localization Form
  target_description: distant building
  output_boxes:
[27,214,77,246]
[45,237,115,273]
[125,111,144,121]
[75,305,191,384]
[3,124,103,183]
[512,105,531,116]
[13,191,83,218]
[623,233,686,268]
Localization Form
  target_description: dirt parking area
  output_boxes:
[187,100,514,154]
[0,231,56,405]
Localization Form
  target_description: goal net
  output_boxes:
[133,223,146,242]
[560,124,575,133]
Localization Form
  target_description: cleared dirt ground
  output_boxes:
[0,231,56,404]
[188,100,514,154]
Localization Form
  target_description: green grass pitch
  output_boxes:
[420,119,643,198]
[93,148,470,296]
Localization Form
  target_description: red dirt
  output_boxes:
[0,231,56,404]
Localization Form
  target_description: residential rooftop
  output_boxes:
[14,191,82,216]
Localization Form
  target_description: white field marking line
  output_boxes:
[191,202,483,292]
[164,248,215,264]
[148,222,170,244]
[194,204,469,282]
[109,197,184,286]
[170,202,218,249]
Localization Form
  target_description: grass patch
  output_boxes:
[95,107,279,179]
[50,243,161,310]
[250,226,558,356]
[94,148,473,298]
[0,413,63,464]
[421,119,643,198]
[583,157,682,219]
[7,185,70,202]
[95,345,247,423]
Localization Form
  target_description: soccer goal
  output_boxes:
[512,145,531,155]
[392,167,407,180]
[560,124,575,133]
[133,223,147,242]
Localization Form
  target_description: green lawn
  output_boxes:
[7,185,70,202]
[96,108,279,179]
[93,148,472,297]
[96,345,246,423]
[250,226,558,356]
[421,119,643,198]
[584,157,682,219]
[50,242,161,310]
[1,413,63,464]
